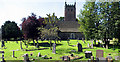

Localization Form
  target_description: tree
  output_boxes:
[38,13,59,50]
[78,2,99,40]
[22,13,45,46]
[78,1,120,49]
[2,21,22,40]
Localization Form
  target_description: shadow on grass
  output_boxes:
[26,48,49,51]
[29,42,62,47]
[108,44,120,50]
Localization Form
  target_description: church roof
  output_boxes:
[57,21,80,32]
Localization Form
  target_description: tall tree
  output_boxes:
[78,2,99,40]
[22,13,45,46]
[2,21,22,40]
[38,13,59,50]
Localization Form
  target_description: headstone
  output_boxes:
[106,56,112,59]
[91,40,93,48]
[0,51,5,62]
[52,43,56,54]
[12,50,15,57]
[24,54,29,62]
[96,50,104,58]
[77,42,82,52]
[62,56,70,61]
[38,52,41,57]
[41,55,47,59]
[115,56,120,60]
[91,56,94,61]
[88,43,90,48]
[85,51,92,58]
[1,41,5,48]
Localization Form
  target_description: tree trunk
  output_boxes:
[94,40,96,45]
[36,40,39,49]
[50,40,52,50]
[33,39,35,46]
[105,39,109,49]
[20,41,23,50]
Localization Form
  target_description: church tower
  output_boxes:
[64,2,76,21]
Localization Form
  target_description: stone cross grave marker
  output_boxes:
[77,42,82,52]
[96,50,104,58]
[52,43,56,54]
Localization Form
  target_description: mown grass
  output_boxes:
[0,40,119,61]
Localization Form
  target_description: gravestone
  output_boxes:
[62,56,70,61]
[12,50,15,57]
[88,43,90,48]
[24,54,29,62]
[96,50,104,58]
[38,52,41,57]
[1,40,5,48]
[77,42,82,52]
[0,51,5,62]
[91,56,94,61]
[115,56,120,60]
[91,40,93,48]
[85,51,92,58]
[52,43,56,54]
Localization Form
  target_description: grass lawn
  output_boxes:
[0,40,119,61]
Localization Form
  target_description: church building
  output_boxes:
[57,2,84,40]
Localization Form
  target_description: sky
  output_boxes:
[0,0,86,27]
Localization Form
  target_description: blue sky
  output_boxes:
[0,0,86,27]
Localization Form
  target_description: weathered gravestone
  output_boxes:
[91,40,93,48]
[96,50,104,58]
[85,51,92,58]
[115,56,120,60]
[88,43,90,48]
[77,42,82,52]
[52,43,56,54]
[38,52,41,57]
[24,54,29,62]
[62,56,70,61]
[0,51,5,62]
[12,50,15,57]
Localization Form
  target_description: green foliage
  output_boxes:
[78,2,120,42]
[2,21,22,40]
[38,13,59,40]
